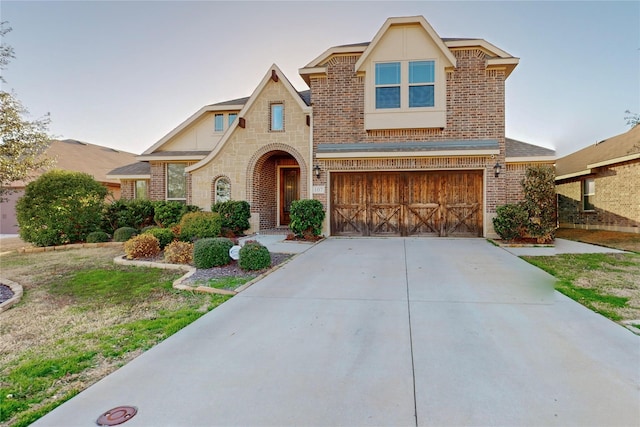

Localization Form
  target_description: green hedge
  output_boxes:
[211,200,251,236]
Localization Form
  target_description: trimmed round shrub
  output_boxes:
[113,226,137,242]
[493,203,528,241]
[124,234,161,260]
[179,212,222,242]
[193,237,234,268]
[86,231,110,243]
[238,241,271,271]
[164,241,194,264]
[143,227,175,249]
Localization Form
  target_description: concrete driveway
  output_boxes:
[34,238,639,426]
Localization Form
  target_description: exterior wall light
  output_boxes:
[313,164,321,179]
[493,162,502,178]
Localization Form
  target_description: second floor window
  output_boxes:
[228,113,237,127]
[375,62,401,109]
[409,61,435,107]
[271,103,284,131]
[375,60,435,109]
[214,114,224,132]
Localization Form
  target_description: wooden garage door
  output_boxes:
[331,171,483,237]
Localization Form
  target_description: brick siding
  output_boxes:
[557,159,640,233]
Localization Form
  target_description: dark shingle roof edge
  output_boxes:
[505,138,555,158]
[210,89,311,107]
[107,162,151,177]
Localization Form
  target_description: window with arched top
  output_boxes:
[215,177,231,203]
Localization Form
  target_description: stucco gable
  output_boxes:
[354,16,457,72]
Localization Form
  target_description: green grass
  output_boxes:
[49,267,176,306]
[206,276,254,290]
[1,265,231,425]
[523,253,638,322]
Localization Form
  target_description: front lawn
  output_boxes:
[0,247,232,427]
[523,252,640,323]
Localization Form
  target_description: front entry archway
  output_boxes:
[248,146,307,231]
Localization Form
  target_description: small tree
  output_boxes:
[521,165,556,243]
[16,170,108,246]
[0,23,53,201]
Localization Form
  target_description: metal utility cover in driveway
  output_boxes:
[33,238,640,427]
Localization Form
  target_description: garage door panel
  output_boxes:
[331,171,483,237]
[331,174,367,235]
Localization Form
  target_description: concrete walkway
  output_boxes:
[34,238,639,427]
[502,237,627,257]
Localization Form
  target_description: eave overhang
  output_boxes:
[555,170,593,181]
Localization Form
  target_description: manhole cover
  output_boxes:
[96,406,137,426]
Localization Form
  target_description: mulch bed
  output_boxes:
[186,252,291,284]
[0,284,14,304]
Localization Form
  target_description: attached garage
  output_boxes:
[330,171,483,237]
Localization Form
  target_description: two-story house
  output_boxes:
[108,16,555,237]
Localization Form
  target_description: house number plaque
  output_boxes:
[312,185,326,194]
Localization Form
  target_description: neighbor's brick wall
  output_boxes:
[309,48,508,235]
[557,159,640,232]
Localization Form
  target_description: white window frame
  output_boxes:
[214,177,231,203]
[214,114,224,132]
[582,178,595,211]
[270,103,284,132]
[134,180,148,200]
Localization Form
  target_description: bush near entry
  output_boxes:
[289,199,325,238]
[143,227,175,249]
[211,200,251,236]
[493,204,528,241]
[86,231,110,243]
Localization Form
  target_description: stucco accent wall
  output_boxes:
[189,79,311,211]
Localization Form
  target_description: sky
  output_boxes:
[2,1,639,157]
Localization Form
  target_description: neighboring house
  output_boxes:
[108,15,554,237]
[556,125,640,233]
[0,139,138,234]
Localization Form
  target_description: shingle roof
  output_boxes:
[107,162,151,177]
[505,138,555,158]
[9,139,139,187]
[210,89,311,108]
[556,126,640,177]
